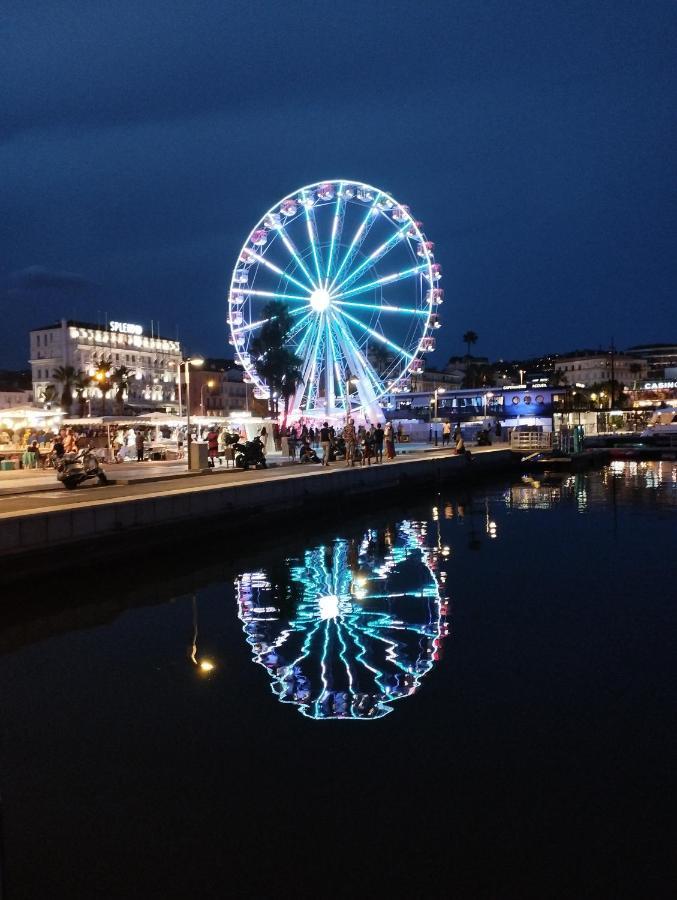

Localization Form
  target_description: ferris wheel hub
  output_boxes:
[309,288,332,312]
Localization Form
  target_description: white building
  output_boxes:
[0,390,33,408]
[556,352,647,387]
[30,319,183,412]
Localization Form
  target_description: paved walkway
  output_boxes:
[0,444,510,518]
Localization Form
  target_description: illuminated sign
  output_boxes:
[110,321,143,335]
[644,381,677,390]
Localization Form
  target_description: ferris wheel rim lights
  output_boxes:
[227,179,441,418]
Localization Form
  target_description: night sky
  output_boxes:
[2,0,675,370]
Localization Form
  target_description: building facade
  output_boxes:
[30,319,182,412]
[186,359,253,417]
[555,352,646,387]
[625,344,677,379]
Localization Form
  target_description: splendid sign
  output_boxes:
[110,321,143,335]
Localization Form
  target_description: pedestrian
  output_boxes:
[396,423,403,443]
[374,423,384,463]
[453,424,462,444]
[343,419,357,467]
[442,421,451,446]
[361,428,374,466]
[207,426,219,467]
[259,425,268,450]
[494,419,502,439]
[384,422,396,460]
[135,430,145,462]
[320,421,332,467]
[455,432,466,455]
[63,429,78,454]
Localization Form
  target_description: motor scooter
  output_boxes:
[55,448,109,489]
[233,438,267,470]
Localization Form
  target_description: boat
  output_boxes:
[640,406,677,447]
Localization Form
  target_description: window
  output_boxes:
[524,395,532,404]
[512,396,520,405]
[36,335,41,347]
[535,395,544,404]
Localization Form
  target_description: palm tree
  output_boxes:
[278,350,304,431]
[462,331,478,358]
[251,301,298,417]
[110,366,131,414]
[73,370,93,417]
[41,384,59,408]
[370,344,392,375]
[52,365,78,412]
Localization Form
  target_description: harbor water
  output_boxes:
[0,461,675,897]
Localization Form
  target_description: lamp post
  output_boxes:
[430,387,446,445]
[182,356,204,467]
[201,379,215,416]
[345,372,359,422]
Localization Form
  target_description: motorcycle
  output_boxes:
[234,438,267,470]
[55,448,109,489]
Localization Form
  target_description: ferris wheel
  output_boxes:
[227,179,442,422]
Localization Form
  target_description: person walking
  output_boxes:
[384,422,396,460]
[442,421,451,446]
[259,425,268,450]
[343,419,357,467]
[207,426,219,467]
[374,423,384,463]
[320,421,332,467]
[135,430,145,462]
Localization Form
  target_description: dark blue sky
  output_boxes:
[2,0,675,369]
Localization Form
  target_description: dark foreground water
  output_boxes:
[1,462,675,898]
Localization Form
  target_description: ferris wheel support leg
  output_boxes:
[333,320,384,424]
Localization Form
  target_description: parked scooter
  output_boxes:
[233,437,267,470]
[55,448,109,489]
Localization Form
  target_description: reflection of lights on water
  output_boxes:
[236,521,449,720]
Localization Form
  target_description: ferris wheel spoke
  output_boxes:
[328,192,382,292]
[286,312,313,342]
[331,223,410,295]
[242,248,312,295]
[323,184,345,287]
[334,307,416,362]
[329,312,385,399]
[334,299,428,317]
[276,223,317,290]
[231,316,275,335]
[333,264,426,301]
[239,288,311,303]
[301,191,324,286]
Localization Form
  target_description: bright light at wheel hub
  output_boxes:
[310,288,331,312]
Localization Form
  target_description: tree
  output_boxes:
[462,330,478,357]
[251,302,304,420]
[73,370,93,417]
[110,366,131,414]
[370,344,392,376]
[41,384,59,408]
[52,365,78,412]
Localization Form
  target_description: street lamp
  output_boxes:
[432,387,446,420]
[345,372,359,421]
[201,379,215,416]
[182,357,204,467]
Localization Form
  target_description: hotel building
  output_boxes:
[30,319,183,412]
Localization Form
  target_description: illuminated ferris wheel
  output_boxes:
[227,180,442,421]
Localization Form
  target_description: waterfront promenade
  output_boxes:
[0,444,516,560]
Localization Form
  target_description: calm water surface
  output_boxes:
[1,462,675,898]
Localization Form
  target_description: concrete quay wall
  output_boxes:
[0,450,517,560]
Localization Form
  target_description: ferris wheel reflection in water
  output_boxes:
[235,520,450,720]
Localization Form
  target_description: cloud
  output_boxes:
[8,265,98,292]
